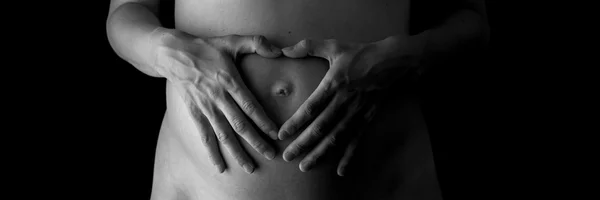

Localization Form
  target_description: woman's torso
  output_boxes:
[173,0,410,47]
[151,0,441,199]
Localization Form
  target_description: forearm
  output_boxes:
[106,2,164,77]
[415,8,490,76]
[376,7,489,83]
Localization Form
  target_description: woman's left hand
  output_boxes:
[277,35,426,176]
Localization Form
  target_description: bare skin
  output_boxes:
[106,0,489,199]
[108,1,283,174]
[277,0,489,174]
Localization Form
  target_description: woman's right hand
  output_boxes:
[149,28,281,174]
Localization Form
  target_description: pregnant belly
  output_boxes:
[157,55,440,200]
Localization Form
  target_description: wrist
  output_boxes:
[374,32,429,72]
[147,28,186,77]
[148,27,186,51]
[145,27,171,77]
[151,28,197,45]
[147,28,201,81]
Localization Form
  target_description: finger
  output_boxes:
[218,70,279,140]
[278,76,338,140]
[226,35,282,58]
[203,103,256,174]
[336,104,376,176]
[181,85,227,173]
[296,97,357,171]
[281,39,336,59]
[282,93,346,162]
[188,104,226,173]
[218,94,276,161]
[337,133,360,176]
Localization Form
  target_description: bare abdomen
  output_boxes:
[160,55,348,200]
[158,54,440,200]
[152,0,441,199]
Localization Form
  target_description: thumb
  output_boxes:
[281,39,332,59]
[234,35,282,58]
[281,39,311,58]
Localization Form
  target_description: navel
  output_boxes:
[272,81,293,97]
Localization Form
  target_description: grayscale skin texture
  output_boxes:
[106,0,489,199]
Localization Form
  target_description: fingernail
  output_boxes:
[271,45,281,54]
[278,131,288,140]
[338,167,345,176]
[283,151,296,162]
[216,164,225,173]
[243,164,254,174]
[264,151,275,160]
[300,161,313,172]
[269,131,279,140]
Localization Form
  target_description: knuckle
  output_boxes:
[304,103,316,117]
[327,135,338,146]
[231,117,247,134]
[216,71,236,89]
[199,133,210,145]
[252,141,267,153]
[240,100,256,115]
[293,143,305,152]
[198,97,212,108]
[215,131,230,142]
[207,87,222,99]
[253,35,266,45]
[310,124,324,137]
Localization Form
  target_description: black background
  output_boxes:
[10,0,534,199]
